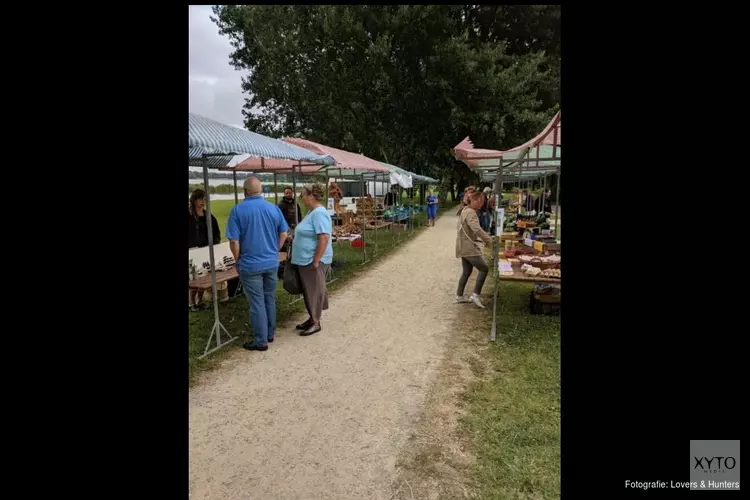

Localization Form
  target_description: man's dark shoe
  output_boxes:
[300,324,321,336]
[243,342,268,351]
[267,337,274,343]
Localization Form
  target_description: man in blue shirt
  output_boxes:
[226,177,289,351]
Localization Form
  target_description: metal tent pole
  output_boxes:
[361,172,368,265]
[490,158,504,343]
[374,173,379,256]
[554,166,561,239]
[288,161,305,305]
[233,170,239,205]
[274,171,278,205]
[199,157,235,358]
[295,161,301,226]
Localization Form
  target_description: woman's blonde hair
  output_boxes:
[303,183,324,202]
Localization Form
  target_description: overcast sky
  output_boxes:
[189,5,248,128]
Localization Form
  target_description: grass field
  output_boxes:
[463,280,561,499]
[189,199,457,384]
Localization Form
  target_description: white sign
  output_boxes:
[327,198,334,210]
[495,208,505,237]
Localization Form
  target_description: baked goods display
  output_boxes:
[540,268,561,278]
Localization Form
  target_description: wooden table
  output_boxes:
[188,252,287,290]
[497,262,561,284]
[189,268,239,290]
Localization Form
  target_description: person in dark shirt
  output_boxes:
[188,188,221,311]
[278,186,302,256]
[278,186,302,229]
[536,189,552,214]
[384,187,396,208]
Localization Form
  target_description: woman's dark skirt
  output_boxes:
[298,263,330,323]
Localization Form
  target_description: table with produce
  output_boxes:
[496,234,561,314]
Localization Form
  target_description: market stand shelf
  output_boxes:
[497,261,561,285]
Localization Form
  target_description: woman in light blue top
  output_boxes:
[291,183,333,336]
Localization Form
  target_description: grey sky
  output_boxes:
[189,5,248,128]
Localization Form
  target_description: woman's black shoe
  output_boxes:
[300,324,321,336]
[296,319,314,330]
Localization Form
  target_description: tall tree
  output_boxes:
[212,5,559,180]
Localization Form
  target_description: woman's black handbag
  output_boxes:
[280,239,301,294]
[282,261,302,295]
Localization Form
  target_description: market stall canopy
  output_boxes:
[188,113,336,169]
[478,169,555,182]
[283,138,389,175]
[376,162,413,188]
[451,111,561,173]
[361,162,437,187]
[215,154,323,175]
[411,173,438,184]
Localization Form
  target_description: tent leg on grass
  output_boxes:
[199,321,236,359]
[489,281,499,342]
[198,159,236,358]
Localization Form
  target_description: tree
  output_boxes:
[212,5,559,181]
[465,5,560,107]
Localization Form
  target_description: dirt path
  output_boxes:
[189,212,476,500]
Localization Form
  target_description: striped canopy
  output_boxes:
[214,154,323,175]
[283,138,388,174]
[188,113,335,167]
[210,136,389,176]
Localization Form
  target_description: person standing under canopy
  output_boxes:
[278,186,303,229]
[226,177,289,352]
[188,188,221,312]
[291,184,334,337]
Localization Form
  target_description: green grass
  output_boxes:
[463,281,561,499]
[205,200,236,242]
[189,200,457,385]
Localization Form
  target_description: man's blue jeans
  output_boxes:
[239,268,278,347]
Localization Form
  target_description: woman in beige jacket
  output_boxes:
[455,191,493,308]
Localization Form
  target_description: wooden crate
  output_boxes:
[530,290,560,315]
[203,281,229,303]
